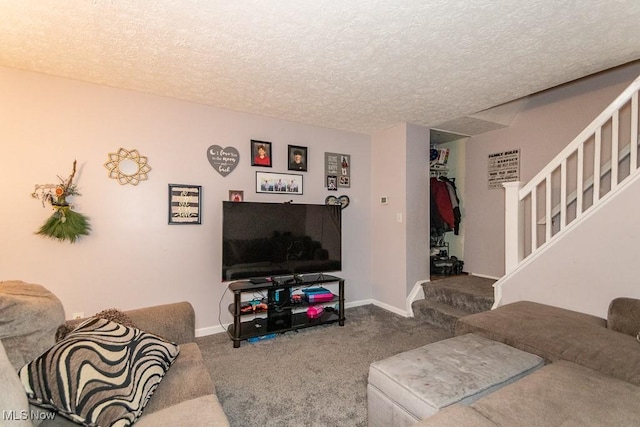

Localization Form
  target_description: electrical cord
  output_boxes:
[218,280,262,333]
[217,283,230,333]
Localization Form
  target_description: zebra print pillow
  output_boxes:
[19,317,180,427]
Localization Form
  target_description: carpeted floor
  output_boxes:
[196,304,452,427]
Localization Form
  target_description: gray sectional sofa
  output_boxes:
[0,280,229,427]
[417,298,640,426]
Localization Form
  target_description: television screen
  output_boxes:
[222,201,342,281]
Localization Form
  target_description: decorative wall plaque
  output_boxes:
[325,152,350,188]
[488,148,520,189]
[168,184,202,224]
[207,145,239,177]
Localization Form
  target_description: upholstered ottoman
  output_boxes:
[367,333,543,427]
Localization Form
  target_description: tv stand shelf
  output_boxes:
[227,274,345,348]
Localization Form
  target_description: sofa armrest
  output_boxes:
[123,302,195,344]
[607,297,640,337]
[67,301,196,345]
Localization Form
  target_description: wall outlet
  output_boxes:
[72,312,84,320]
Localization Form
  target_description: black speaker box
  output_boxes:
[267,308,292,331]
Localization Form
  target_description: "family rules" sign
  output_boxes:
[488,148,520,189]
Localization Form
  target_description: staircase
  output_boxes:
[412,275,495,332]
[496,74,640,308]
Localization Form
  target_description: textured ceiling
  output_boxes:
[1,1,640,135]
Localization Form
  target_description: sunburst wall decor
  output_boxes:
[104,148,151,185]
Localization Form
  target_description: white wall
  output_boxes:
[405,124,430,294]
[370,123,431,314]
[0,67,371,333]
[370,124,408,311]
[464,61,640,278]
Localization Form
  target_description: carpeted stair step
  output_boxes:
[422,276,495,314]
[411,299,470,332]
[413,275,497,331]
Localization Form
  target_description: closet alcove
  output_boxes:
[429,129,468,277]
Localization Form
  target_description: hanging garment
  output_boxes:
[430,193,446,235]
[430,177,454,230]
[441,177,462,235]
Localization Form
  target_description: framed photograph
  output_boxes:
[288,145,308,171]
[229,190,244,202]
[251,140,272,167]
[256,171,303,195]
[168,184,201,224]
[327,175,338,191]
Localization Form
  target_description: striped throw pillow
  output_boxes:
[19,317,180,427]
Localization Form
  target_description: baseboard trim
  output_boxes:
[342,298,411,317]
[373,300,410,317]
[407,280,428,317]
[196,324,227,337]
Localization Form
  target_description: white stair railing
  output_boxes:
[503,75,640,276]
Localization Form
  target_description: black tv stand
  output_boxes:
[227,274,345,348]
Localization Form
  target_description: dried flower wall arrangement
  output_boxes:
[31,160,90,243]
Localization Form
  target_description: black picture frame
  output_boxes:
[327,175,338,191]
[168,184,202,224]
[251,140,272,167]
[287,145,308,171]
[256,172,303,195]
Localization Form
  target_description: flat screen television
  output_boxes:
[222,201,342,281]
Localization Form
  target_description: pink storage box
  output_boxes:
[307,293,335,303]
